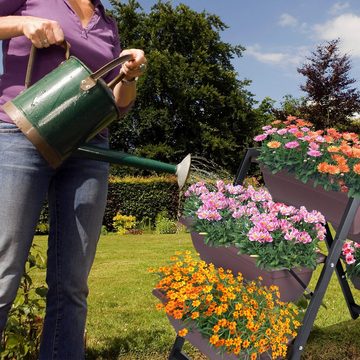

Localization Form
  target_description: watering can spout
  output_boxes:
[75,145,191,189]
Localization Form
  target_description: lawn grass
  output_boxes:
[32,233,360,359]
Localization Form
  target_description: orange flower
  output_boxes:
[354,163,360,175]
[327,145,339,152]
[317,162,328,173]
[210,335,219,345]
[191,311,199,319]
[326,164,341,175]
[267,141,281,149]
[178,328,188,337]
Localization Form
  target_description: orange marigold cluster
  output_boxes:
[150,251,301,359]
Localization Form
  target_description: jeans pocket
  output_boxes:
[0,122,21,133]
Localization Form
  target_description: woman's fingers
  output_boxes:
[120,49,147,79]
[22,17,64,48]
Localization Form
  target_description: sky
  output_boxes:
[2,0,360,105]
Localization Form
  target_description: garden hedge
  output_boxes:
[36,175,181,233]
[103,175,180,231]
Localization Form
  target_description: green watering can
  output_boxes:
[2,43,191,188]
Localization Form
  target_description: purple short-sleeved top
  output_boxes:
[0,0,122,123]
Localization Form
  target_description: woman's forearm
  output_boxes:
[113,80,137,109]
[0,16,64,47]
[0,16,25,40]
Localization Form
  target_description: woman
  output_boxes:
[0,0,147,358]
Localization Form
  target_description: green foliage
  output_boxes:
[271,94,307,120]
[109,0,263,174]
[35,203,49,235]
[154,211,177,234]
[0,244,47,360]
[104,175,180,231]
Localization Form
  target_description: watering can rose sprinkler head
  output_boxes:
[176,154,192,189]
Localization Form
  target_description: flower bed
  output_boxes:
[150,252,301,359]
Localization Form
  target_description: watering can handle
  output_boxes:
[25,41,71,89]
[79,53,133,91]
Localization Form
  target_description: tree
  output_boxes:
[108,0,261,174]
[271,94,307,120]
[297,39,360,129]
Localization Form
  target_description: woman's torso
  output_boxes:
[0,0,121,122]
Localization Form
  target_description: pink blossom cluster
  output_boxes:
[185,181,326,245]
[254,119,333,159]
[342,241,360,265]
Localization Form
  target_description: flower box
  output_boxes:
[151,252,299,360]
[190,231,313,302]
[182,181,326,293]
[153,288,240,360]
[153,288,278,360]
[261,166,360,242]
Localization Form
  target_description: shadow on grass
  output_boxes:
[86,318,360,360]
[303,317,360,360]
[85,328,172,360]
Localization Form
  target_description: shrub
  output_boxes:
[0,244,47,360]
[112,213,137,235]
[104,175,180,231]
[155,211,178,234]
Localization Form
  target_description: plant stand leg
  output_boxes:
[324,224,360,319]
[168,336,192,360]
[234,148,260,185]
[289,198,360,360]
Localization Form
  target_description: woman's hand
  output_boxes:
[21,16,64,48]
[119,49,147,81]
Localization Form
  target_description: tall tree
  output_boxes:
[297,39,360,129]
[108,0,261,174]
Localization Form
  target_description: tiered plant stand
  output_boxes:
[234,148,360,360]
[160,147,359,359]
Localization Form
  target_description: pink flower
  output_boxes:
[285,141,300,149]
[345,253,356,265]
[288,127,300,134]
[307,149,322,157]
[196,208,222,221]
[277,129,288,135]
[248,227,273,243]
[254,134,268,142]
[296,231,313,244]
[309,142,319,150]
[262,125,272,130]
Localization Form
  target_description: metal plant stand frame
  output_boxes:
[234,148,360,360]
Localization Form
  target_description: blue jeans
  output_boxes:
[0,122,109,359]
